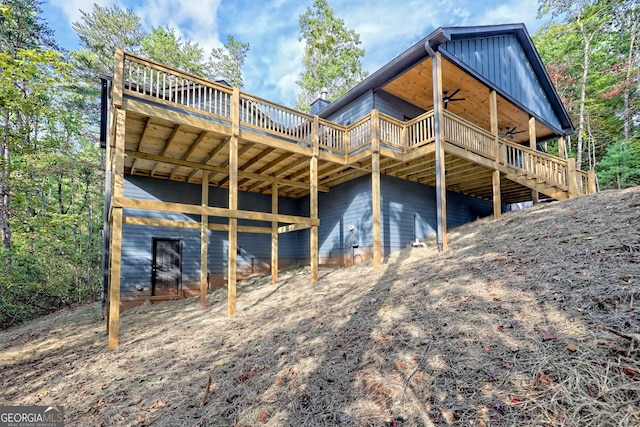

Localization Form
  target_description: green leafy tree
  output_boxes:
[206,35,250,88]
[597,139,640,188]
[0,0,67,267]
[141,26,205,76]
[538,0,611,170]
[72,4,143,77]
[297,0,367,110]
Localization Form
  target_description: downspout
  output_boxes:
[425,41,447,252]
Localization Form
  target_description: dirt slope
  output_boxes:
[1,187,640,426]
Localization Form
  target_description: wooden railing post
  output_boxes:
[588,170,597,194]
[113,48,124,109]
[567,158,578,198]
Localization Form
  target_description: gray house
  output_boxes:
[101,23,593,349]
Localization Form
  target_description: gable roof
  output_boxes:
[320,23,574,136]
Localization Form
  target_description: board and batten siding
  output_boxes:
[120,176,299,298]
[442,34,562,131]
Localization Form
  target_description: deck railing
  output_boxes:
[406,111,435,149]
[239,93,314,147]
[117,50,592,197]
[501,139,568,189]
[122,53,233,122]
[443,111,497,160]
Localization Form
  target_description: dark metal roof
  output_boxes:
[319,23,575,136]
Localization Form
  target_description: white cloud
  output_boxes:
[134,0,224,52]
[49,0,113,27]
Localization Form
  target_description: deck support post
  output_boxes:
[587,170,597,194]
[371,110,382,268]
[108,108,126,351]
[228,88,239,316]
[492,170,502,220]
[310,116,319,283]
[567,158,579,198]
[271,183,278,283]
[489,90,501,219]
[557,136,566,159]
[432,51,447,251]
[200,171,209,308]
[529,116,539,204]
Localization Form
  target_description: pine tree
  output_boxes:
[297,0,367,111]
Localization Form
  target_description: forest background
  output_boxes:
[0,0,638,327]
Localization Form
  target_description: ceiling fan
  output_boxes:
[500,126,527,139]
[442,88,465,109]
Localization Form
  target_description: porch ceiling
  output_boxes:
[382,57,556,145]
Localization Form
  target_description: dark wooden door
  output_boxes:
[152,239,182,296]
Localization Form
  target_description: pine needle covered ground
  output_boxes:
[2,187,640,426]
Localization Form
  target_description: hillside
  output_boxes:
[1,187,639,426]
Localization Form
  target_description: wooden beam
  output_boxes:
[433,51,447,251]
[588,169,597,194]
[567,158,578,198]
[277,223,311,233]
[187,138,229,182]
[183,131,210,161]
[115,196,319,225]
[228,88,239,317]
[108,108,126,351]
[493,169,501,220]
[108,207,122,351]
[151,124,181,176]
[113,48,123,108]
[529,116,539,204]
[271,183,278,284]
[200,171,209,308]
[136,117,153,152]
[125,150,329,192]
[310,117,319,284]
[124,98,231,137]
[371,110,382,268]
[219,146,275,187]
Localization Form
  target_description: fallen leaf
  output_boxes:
[538,373,553,386]
[394,361,407,370]
[495,256,507,262]
[624,367,637,377]
[567,344,577,352]
[257,410,270,423]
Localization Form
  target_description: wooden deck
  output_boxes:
[115,51,593,205]
[105,49,595,350]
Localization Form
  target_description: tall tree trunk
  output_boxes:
[577,20,592,171]
[1,109,12,271]
[623,14,638,143]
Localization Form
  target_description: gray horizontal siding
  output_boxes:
[120,176,303,296]
[442,34,561,130]
[374,90,426,121]
[325,90,374,125]
[308,174,493,261]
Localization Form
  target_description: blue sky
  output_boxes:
[41,0,548,108]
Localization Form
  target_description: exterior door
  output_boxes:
[152,238,182,296]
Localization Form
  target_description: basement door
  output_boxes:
[151,238,182,296]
